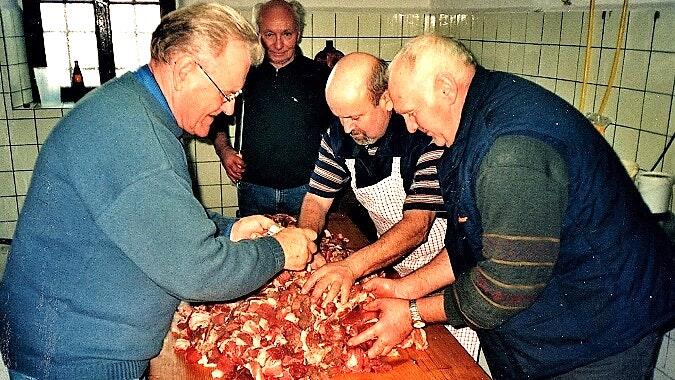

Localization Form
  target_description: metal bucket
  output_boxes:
[0,238,10,282]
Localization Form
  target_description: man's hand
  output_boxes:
[361,277,414,299]
[347,298,413,358]
[309,253,326,269]
[230,215,276,241]
[218,147,245,183]
[274,228,318,271]
[301,260,358,306]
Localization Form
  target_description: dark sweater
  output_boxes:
[228,52,332,189]
[0,68,285,379]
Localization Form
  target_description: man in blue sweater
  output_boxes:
[349,35,673,379]
[0,3,317,379]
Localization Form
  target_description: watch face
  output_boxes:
[413,320,426,329]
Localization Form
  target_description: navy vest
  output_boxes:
[439,67,674,379]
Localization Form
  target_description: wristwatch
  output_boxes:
[409,299,426,329]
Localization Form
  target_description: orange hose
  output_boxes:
[579,0,595,113]
[598,0,629,116]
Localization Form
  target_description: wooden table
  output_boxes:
[149,213,489,380]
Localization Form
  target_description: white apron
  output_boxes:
[345,157,480,360]
[345,157,446,276]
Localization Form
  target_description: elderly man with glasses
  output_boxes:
[0,4,318,379]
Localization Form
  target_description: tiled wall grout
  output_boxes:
[0,5,673,242]
[0,10,675,236]
[0,4,671,376]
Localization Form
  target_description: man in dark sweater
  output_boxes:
[212,0,333,217]
[0,4,317,379]
[349,35,673,379]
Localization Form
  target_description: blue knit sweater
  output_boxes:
[0,68,285,379]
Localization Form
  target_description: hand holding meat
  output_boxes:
[230,215,276,241]
[274,227,318,270]
[308,252,326,269]
[220,147,245,183]
[362,277,414,299]
[348,298,413,358]
[301,260,358,306]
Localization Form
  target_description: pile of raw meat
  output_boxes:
[171,215,427,379]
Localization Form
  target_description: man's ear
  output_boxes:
[380,89,394,111]
[172,55,195,92]
[435,72,457,105]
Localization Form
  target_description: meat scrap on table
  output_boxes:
[171,214,428,380]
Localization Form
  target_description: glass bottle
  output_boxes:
[314,40,344,69]
[71,60,84,89]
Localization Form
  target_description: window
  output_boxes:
[24,0,175,89]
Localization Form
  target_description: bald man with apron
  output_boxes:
[299,114,479,359]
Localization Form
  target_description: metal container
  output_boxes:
[0,238,10,282]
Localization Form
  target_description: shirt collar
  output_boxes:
[261,46,305,73]
[134,65,182,138]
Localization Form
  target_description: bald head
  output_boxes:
[325,52,393,146]
[389,34,476,95]
[388,34,477,147]
[327,52,387,107]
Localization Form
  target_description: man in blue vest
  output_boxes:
[348,34,673,379]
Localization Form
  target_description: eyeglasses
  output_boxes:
[196,62,241,103]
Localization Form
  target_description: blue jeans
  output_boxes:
[237,181,309,217]
[9,367,148,380]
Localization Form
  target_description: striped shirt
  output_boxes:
[308,114,446,215]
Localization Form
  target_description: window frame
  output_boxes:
[22,0,176,86]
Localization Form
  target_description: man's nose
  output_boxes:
[273,36,283,50]
[342,118,355,133]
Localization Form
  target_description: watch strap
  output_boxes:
[409,299,426,329]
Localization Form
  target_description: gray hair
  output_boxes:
[391,34,476,78]
[151,2,263,65]
[366,58,388,105]
[253,0,306,43]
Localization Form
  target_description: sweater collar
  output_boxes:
[260,46,305,73]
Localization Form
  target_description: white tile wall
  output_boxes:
[5,6,671,224]
[0,4,673,378]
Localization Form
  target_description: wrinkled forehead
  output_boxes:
[327,85,373,115]
[389,68,419,112]
[391,58,437,107]
[259,5,296,32]
[212,40,251,90]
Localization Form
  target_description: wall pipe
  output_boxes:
[598,0,629,117]
[578,0,595,113]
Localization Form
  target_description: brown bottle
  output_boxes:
[314,40,344,69]
[71,60,84,89]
